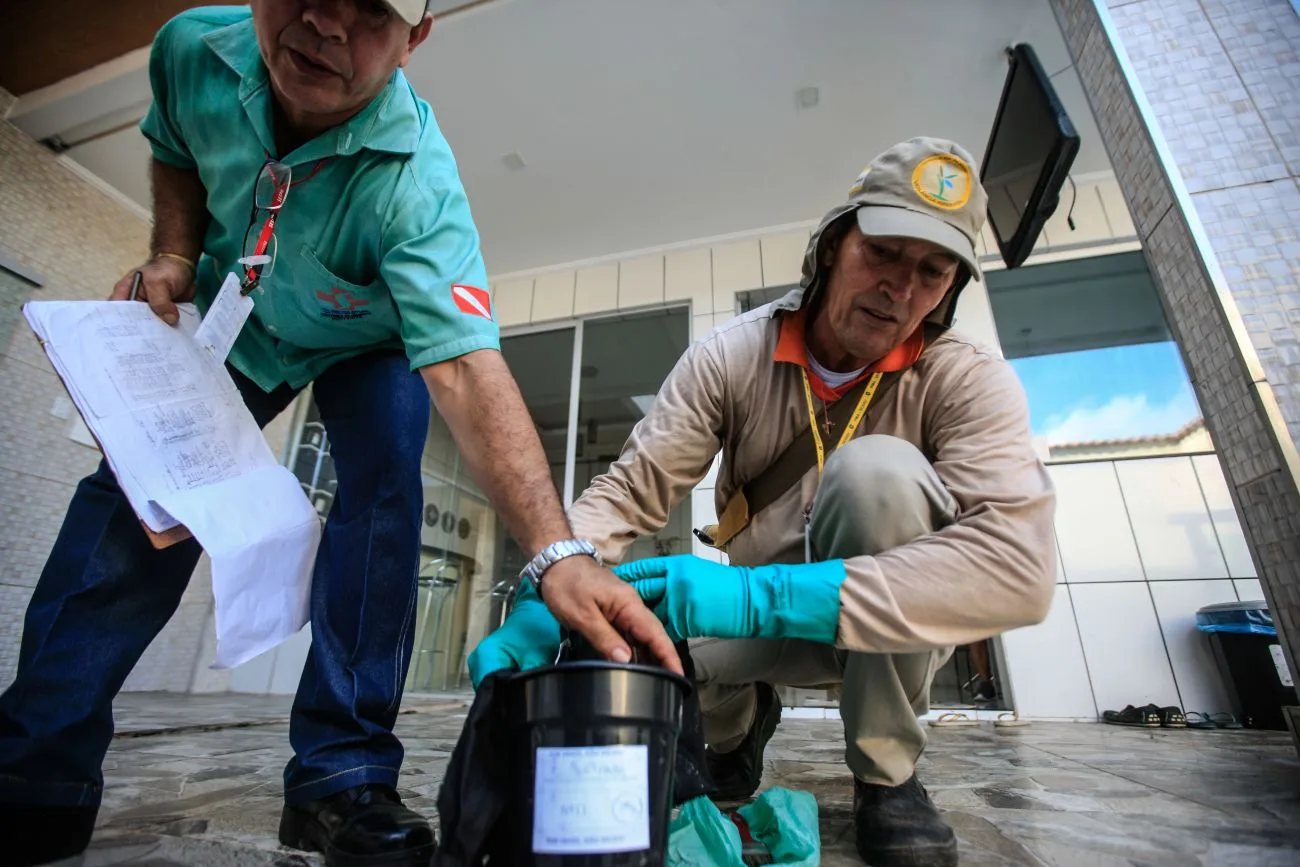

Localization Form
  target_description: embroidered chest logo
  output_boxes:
[316,286,372,320]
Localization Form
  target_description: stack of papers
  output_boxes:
[24,290,320,669]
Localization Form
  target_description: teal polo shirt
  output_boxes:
[139,6,500,392]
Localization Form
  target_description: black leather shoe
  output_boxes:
[854,774,957,867]
[3,803,98,866]
[705,681,781,801]
[279,784,435,867]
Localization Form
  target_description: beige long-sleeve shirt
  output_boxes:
[567,289,1057,654]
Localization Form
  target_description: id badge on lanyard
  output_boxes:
[799,369,883,563]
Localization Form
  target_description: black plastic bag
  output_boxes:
[433,639,715,865]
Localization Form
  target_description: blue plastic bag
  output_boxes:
[1195,604,1275,636]
[667,789,820,866]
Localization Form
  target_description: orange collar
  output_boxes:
[774,308,925,401]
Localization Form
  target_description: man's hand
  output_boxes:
[540,556,683,676]
[614,555,848,645]
[423,349,684,676]
[109,257,196,326]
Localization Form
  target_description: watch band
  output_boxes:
[521,538,602,596]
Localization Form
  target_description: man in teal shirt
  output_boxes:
[0,3,676,865]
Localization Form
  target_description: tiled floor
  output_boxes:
[49,693,1300,866]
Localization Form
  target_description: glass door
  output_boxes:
[412,326,577,693]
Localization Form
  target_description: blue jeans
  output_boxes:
[0,350,430,808]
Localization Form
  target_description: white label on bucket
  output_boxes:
[533,745,650,855]
[1270,644,1293,688]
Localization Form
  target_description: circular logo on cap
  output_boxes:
[848,166,871,197]
[911,154,972,210]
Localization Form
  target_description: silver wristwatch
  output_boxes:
[521,538,602,596]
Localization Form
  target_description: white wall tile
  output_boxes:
[665,248,713,315]
[573,264,619,316]
[1149,580,1236,715]
[711,240,762,315]
[691,313,716,343]
[691,487,723,563]
[1234,578,1265,603]
[759,232,807,288]
[491,278,533,327]
[229,644,276,694]
[530,271,575,322]
[1071,582,1181,713]
[1192,454,1257,578]
[701,453,721,489]
[1049,463,1145,582]
[618,254,665,309]
[950,279,1003,352]
[1000,585,1097,719]
[267,624,313,695]
[1115,457,1228,580]
[1054,532,1065,583]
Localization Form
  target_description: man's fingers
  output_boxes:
[467,642,512,690]
[627,577,667,604]
[145,284,180,326]
[612,557,670,582]
[573,610,633,665]
[617,602,683,675]
[108,273,135,301]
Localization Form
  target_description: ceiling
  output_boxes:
[0,1,204,96]
[9,0,1112,276]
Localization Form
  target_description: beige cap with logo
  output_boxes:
[385,0,428,26]
[846,137,988,280]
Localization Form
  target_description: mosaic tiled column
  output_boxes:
[1051,0,1300,720]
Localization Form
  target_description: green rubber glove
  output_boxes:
[612,555,847,645]
[466,581,561,690]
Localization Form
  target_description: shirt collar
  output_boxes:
[203,17,421,163]
[774,307,925,401]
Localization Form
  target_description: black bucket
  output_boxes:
[504,656,690,866]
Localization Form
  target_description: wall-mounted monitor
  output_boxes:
[980,43,1081,269]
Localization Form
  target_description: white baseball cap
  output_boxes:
[385,0,428,26]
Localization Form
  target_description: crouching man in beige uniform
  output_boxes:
[471,137,1057,867]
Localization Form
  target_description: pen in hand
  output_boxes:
[127,271,143,302]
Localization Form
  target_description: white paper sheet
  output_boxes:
[25,301,275,531]
[532,745,650,855]
[23,299,320,666]
[156,466,319,668]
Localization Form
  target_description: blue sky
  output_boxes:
[1009,341,1202,444]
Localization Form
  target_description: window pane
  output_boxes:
[575,308,691,558]
[987,251,1206,462]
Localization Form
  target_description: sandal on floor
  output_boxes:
[1144,704,1187,728]
[1185,712,1218,730]
[994,711,1030,728]
[1102,705,1162,727]
[1208,712,1243,729]
[929,712,980,728]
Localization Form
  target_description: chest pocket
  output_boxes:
[264,244,398,350]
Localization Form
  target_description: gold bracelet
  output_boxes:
[154,251,197,271]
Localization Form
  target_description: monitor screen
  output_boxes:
[980,44,1080,269]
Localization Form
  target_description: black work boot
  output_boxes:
[279,783,436,867]
[5,803,98,866]
[854,774,958,867]
[705,682,782,801]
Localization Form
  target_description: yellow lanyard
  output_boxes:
[800,369,883,475]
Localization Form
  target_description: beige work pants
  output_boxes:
[692,435,958,786]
